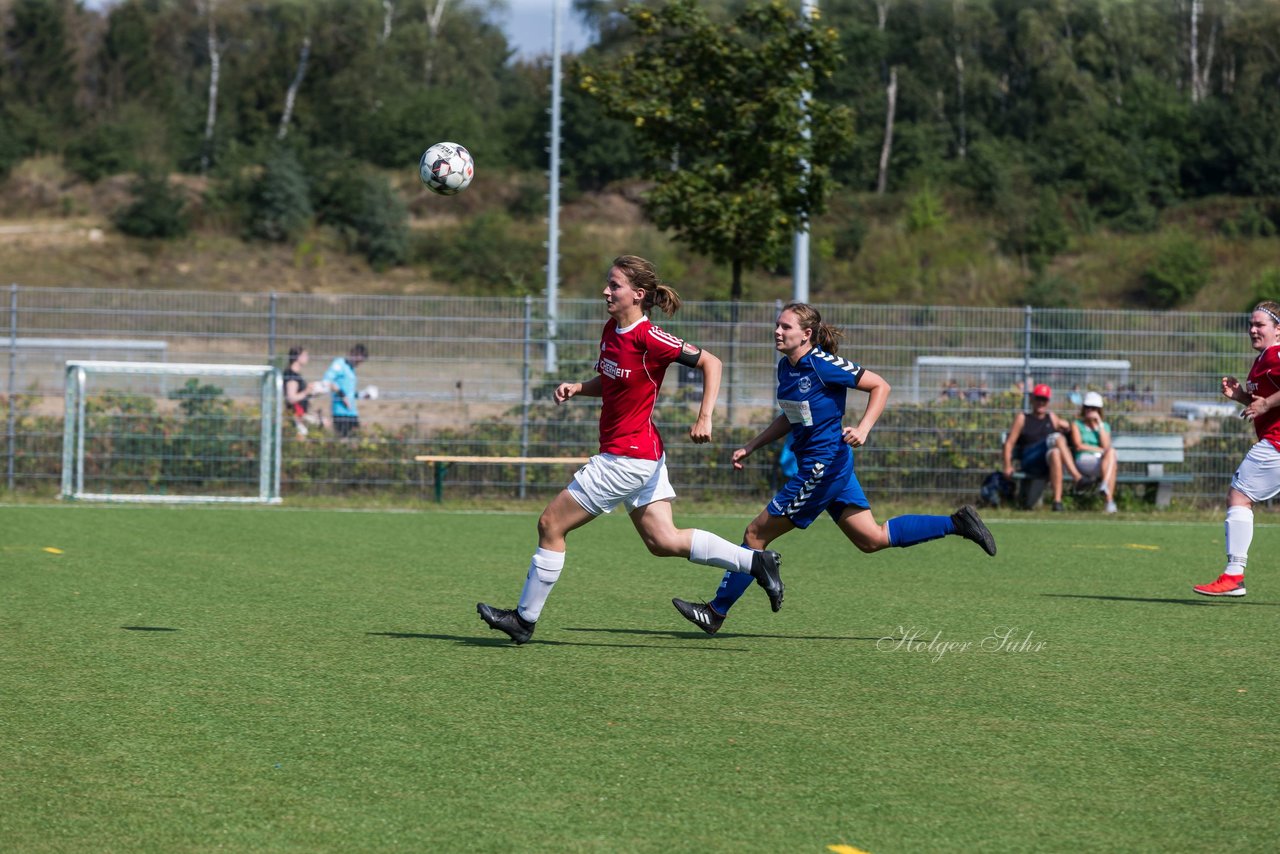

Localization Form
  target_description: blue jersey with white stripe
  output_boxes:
[776,347,865,469]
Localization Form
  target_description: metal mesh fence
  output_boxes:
[3,284,1258,505]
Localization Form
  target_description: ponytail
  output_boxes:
[613,254,682,316]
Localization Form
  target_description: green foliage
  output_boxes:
[1219,202,1277,239]
[248,147,313,243]
[64,103,166,182]
[112,170,190,239]
[905,184,947,233]
[578,0,855,297]
[1141,233,1212,308]
[832,216,867,261]
[347,173,409,270]
[413,210,544,294]
[1000,187,1070,272]
[168,379,229,419]
[0,113,23,178]
[1246,268,1280,311]
[1023,274,1082,310]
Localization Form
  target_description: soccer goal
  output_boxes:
[61,360,283,504]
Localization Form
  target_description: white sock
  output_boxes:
[517,547,564,623]
[688,529,754,573]
[1224,506,1253,576]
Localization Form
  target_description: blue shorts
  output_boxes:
[1019,435,1058,478]
[767,448,869,529]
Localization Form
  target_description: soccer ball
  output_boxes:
[419,142,474,195]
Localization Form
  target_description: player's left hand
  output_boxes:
[1242,393,1271,422]
[843,425,870,447]
[689,415,712,444]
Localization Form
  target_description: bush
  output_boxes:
[348,173,409,270]
[248,147,313,243]
[113,170,189,239]
[1246,268,1280,311]
[64,103,164,183]
[413,210,543,293]
[1141,233,1212,308]
[905,184,946,233]
[1001,187,1069,272]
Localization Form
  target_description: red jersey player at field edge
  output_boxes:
[475,255,784,644]
[1193,300,1280,598]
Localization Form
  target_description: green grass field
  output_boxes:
[2,503,1278,853]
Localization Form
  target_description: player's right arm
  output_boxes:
[732,414,791,470]
[555,375,603,404]
[1002,413,1025,477]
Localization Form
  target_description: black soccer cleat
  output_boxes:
[672,598,726,635]
[476,602,535,645]
[749,549,785,612]
[951,504,997,556]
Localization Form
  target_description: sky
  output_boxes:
[499,0,597,59]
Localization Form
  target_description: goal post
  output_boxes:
[61,360,283,504]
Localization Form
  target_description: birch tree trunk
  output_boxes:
[1190,0,1201,102]
[877,66,898,195]
[381,1,394,44]
[874,0,895,191]
[424,0,448,85]
[953,0,965,159]
[200,0,220,174]
[954,52,966,159]
[277,36,311,141]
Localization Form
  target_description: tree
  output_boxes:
[577,0,853,300]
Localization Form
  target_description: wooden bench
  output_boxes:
[1111,434,1192,508]
[1002,433,1190,508]
[414,455,589,502]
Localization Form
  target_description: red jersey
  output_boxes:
[1246,344,1280,450]
[595,316,687,460]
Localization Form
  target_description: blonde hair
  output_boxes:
[781,302,843,353]
[1253,301,1280,326]
[613,255,682,317]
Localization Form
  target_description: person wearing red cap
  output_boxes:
[1001,383,1085,510]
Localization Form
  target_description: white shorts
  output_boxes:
[1231,440,1280,502]
[1075,452,1102,477]
[567,453,676,516]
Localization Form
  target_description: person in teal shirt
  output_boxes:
[323,344,370,437]
[1070,391,1117,513]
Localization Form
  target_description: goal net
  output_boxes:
[61,360,283,504]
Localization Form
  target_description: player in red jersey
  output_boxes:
[476,255,783,644]
[1194,300,1280,598]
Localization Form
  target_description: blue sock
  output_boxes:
[709,569,755,616]
[886,514,956,547]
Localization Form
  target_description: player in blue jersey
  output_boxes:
[671,302,997,634]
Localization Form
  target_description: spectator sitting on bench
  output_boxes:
[1071,391,1118,514]
[1001,383,1086,511]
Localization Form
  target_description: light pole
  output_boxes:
[545,0,564,373]
[792,0,817,303]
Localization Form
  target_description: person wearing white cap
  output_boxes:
[1070,391,1118,513]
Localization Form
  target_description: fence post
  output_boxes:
[268,292,278,361]
[519,294,532,498]
[7,284,16,492]
[1022,305,1033,411]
